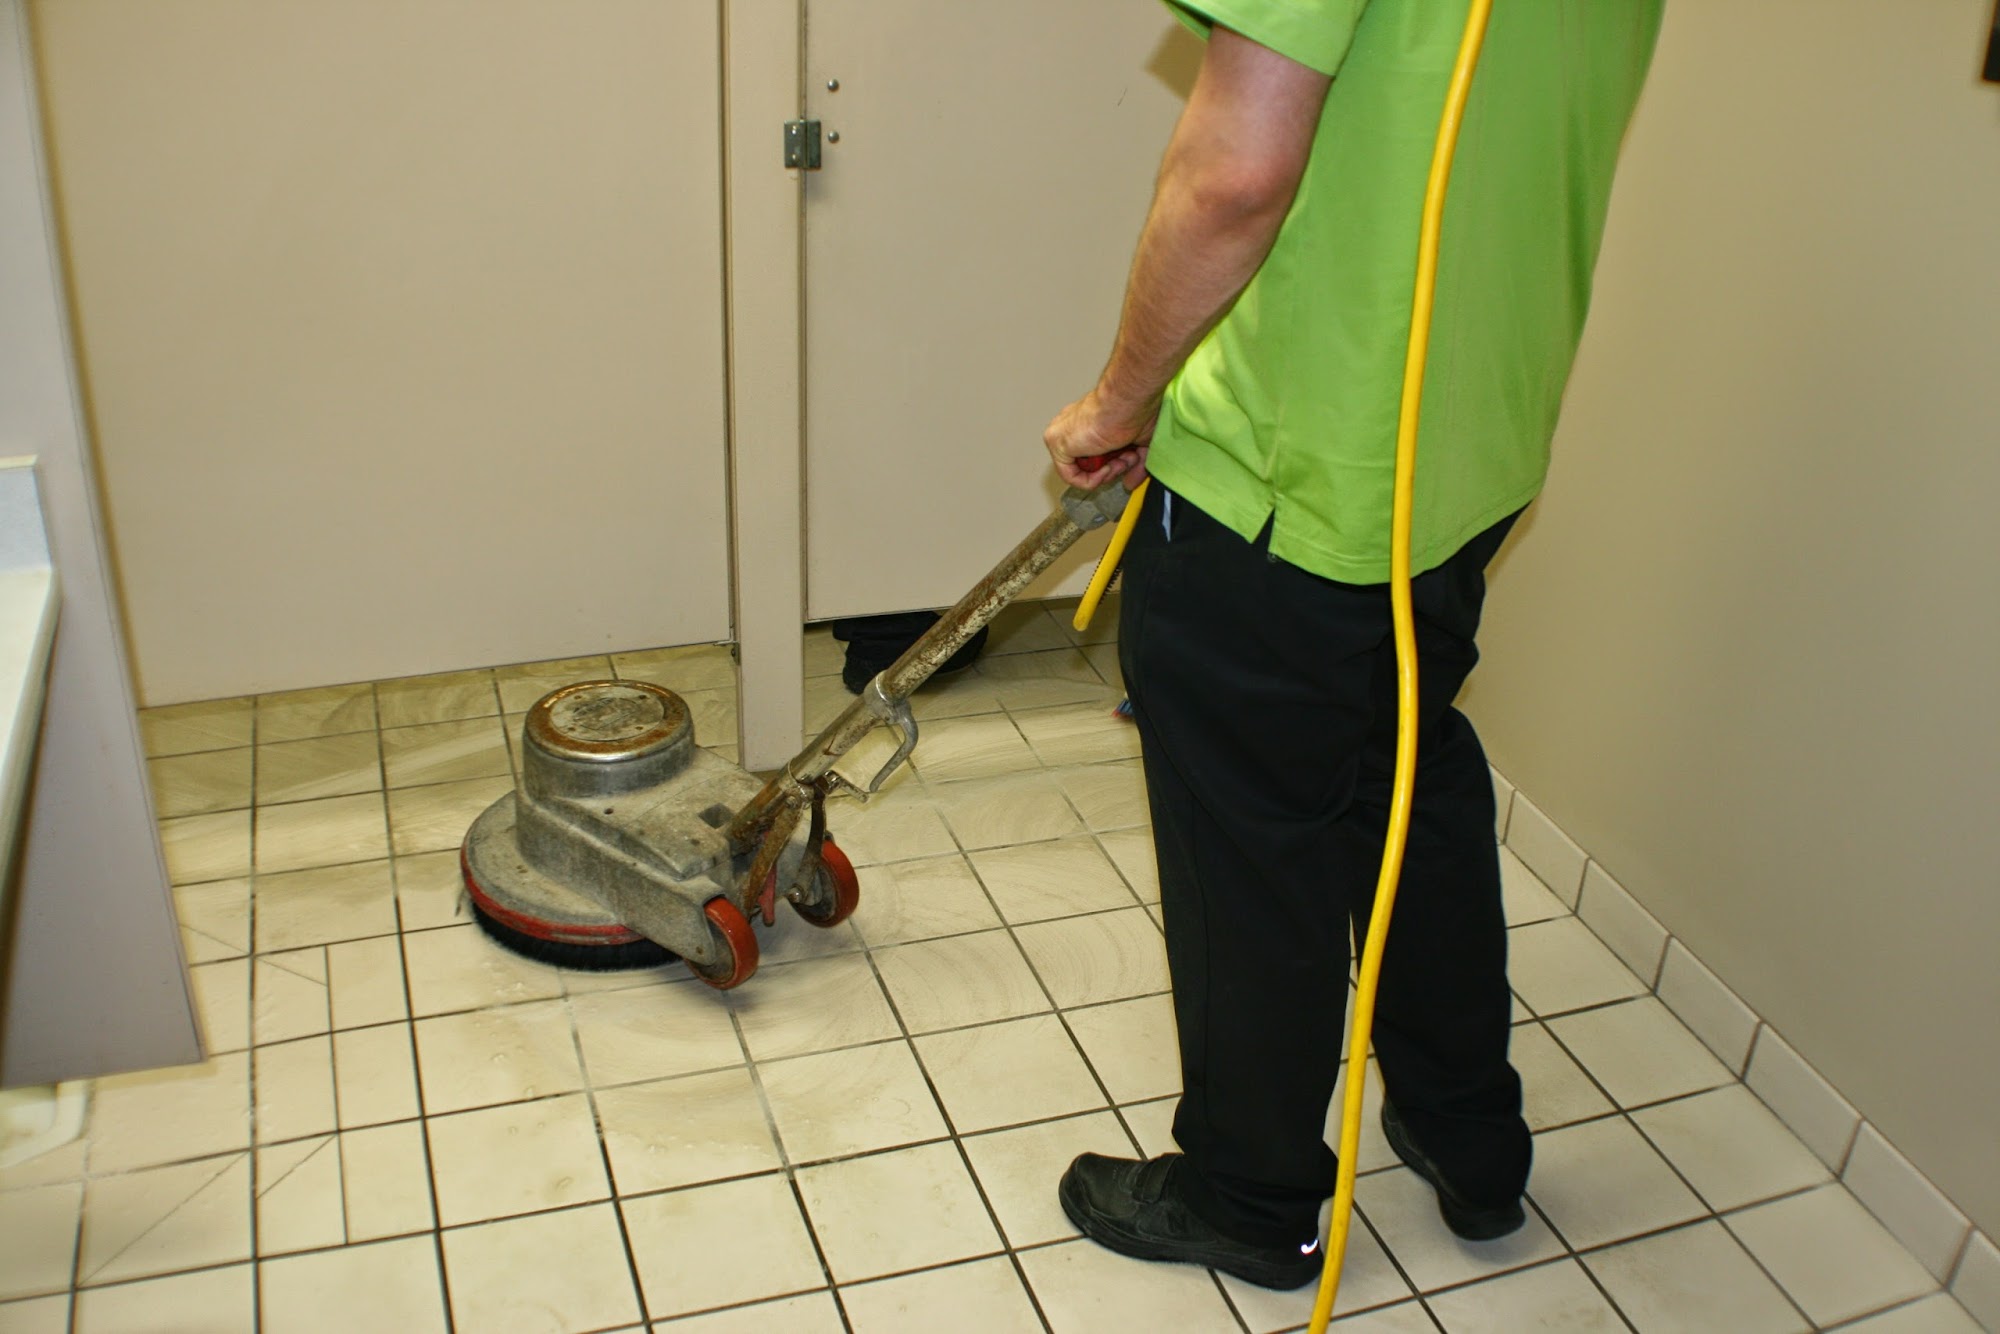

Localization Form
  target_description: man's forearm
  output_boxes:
[1095,147,1298,421]
[1091,28,1331,423]
[1045,28,1329,482]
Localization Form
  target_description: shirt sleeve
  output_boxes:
[1165,0,1371,78]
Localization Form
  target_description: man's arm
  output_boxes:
[1045,26,1332,487]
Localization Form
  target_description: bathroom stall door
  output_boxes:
[33,0,735,702]
[801,3,1199,620]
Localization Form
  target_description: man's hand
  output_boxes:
[1045,386,1155,489]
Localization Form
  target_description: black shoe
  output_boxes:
[832,612,988,695]
[1057,1153,1324,1290]
[1380,1100,1526,1241]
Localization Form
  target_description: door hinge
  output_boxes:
[784,119,823,170]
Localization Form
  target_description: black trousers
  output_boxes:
[1118,484,1531,1246]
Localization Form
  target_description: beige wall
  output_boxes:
[1463,0,2000,1235]
[32,0,733,705]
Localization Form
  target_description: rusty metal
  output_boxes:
[734,773,806,919]
[526,681,690,763]
[793,793,831,911]
[727,481,1133,847]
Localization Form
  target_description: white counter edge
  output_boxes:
[1,456,58,884]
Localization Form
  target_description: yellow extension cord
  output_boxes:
[1072,475,1150,632]
[1071,6,1494,1328]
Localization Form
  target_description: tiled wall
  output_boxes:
[1493,771,2000,1333]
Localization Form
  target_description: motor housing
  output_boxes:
[461,680,824,983]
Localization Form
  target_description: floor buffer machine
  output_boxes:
[459,481,1133,988]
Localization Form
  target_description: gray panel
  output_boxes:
[33,1,733,701]
[804,1,1198,619]
[1,0,200,1084]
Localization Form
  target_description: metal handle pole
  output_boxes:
[727,482,1133,844]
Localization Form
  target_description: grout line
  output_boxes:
[61,1142,83,1334]
[1708,1197,1835,1331]
[1524,1009,1826,1328]
[720,968,856,1331]
[377,795,459,1334]
[243,709,264,1328]
[1732,1019,1763,1081]
[1525,1190,1586,1263]
[1571,1248,1644,1333]
[1817,1290,1978,1331]
[781,1140,858,1330]
[559,982,652,1329]
[1344,1204,1437,1330]
[67,1153,243,1292]
[947,821,1144,1334]
[829,722,1123,1333]
[1205,1264,1257,1334]
[53,1256,252,1305]
[854,925,1059,1333]
[1831,1117,1863,1179]
[947,805,1139,1131]
[1409,1298,1451,1333]
[130,635,1980,1332]
[836,800,1048,1312]
[1943,1227,1975,1289]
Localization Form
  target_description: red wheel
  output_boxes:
[690,897,760,990]
[793,838,861,928]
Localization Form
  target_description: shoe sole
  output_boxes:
[1380,1106,1525,1242]
[1057,1167,1322,1291]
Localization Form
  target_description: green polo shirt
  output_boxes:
[1152,0,1662,582]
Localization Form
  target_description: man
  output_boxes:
[1044,1,1663,1291]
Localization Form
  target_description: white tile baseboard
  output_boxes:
[1954,1232,2000,1333]
[1490,768,1516,843]
[1655,939,1760,1074]
[1493,766,1998,1332]
[1576,862,1669,988]
[1845,1123,1974,1283]
[1744,1027,1862,1171]
[1503,793,1586,908]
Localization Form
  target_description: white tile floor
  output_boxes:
[2,600,1986,1332]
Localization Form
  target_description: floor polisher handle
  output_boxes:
[1074,447,1142,476]
[726,481,1135,845]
